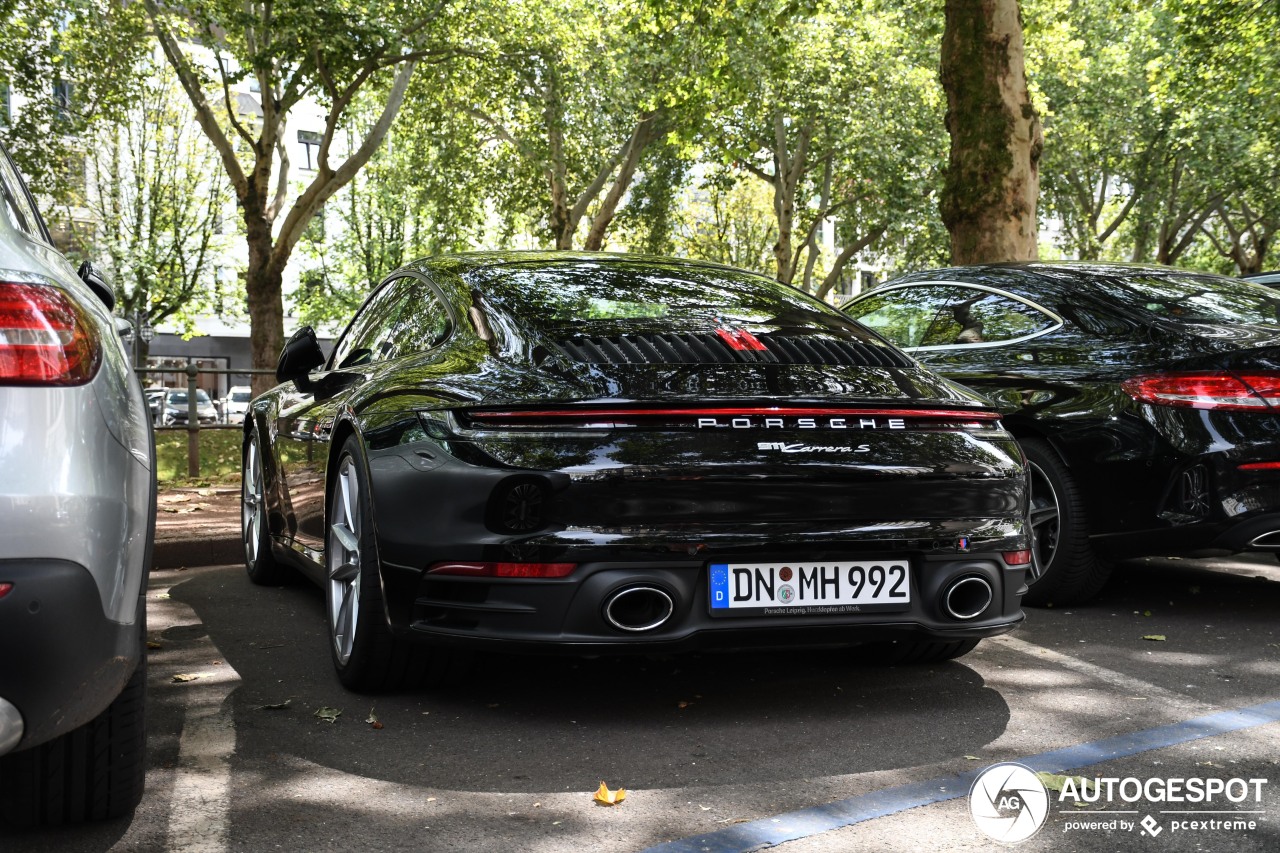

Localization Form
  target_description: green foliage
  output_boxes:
[707,0,948,289]
[155,430,243,483]
[671,167,777,274]
[82,59,236,338]
[1029,0,1279,271]
[0,0,149,203]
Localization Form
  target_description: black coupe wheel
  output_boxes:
[242,429,289,585]
[1020,437,1111,606]
[0,620,147,827]
[327,436,466,692]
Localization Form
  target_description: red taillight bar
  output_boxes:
[0,281,101,385]
[1122,372,1280,411]
[1239,462,1280,471]
[466,407,1001,421]
[427,562,577,578]
[0,583,11,599]
[1003,550,1032,566]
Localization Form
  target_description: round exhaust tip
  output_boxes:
[943,576,993,620]
[604,586,674,632]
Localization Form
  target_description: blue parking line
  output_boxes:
[641,699,1280,853]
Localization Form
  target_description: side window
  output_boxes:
[918,288,1056,345]
[0,151,40,238]
[845,288,951,348]
[331,280,410,369]
[392,279,452,356]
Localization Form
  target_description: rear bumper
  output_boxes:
[0,560,142,754]
[380,553,1028,653]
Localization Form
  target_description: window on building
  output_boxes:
[298,130,323,171]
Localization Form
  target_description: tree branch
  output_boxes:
[144,0,248,197]
[271,59,418,271]
[816,225,886,301]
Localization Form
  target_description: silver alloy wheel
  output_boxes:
[1026,460,1059,584]
[328,455,363,666]
[242,436,265,564]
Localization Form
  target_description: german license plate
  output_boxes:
[708,561,911,616]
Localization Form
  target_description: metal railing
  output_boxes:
[137,360,275,477]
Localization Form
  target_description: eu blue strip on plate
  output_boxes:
[641,699,1280,853]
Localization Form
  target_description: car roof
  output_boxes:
[881,261,1239,305]
[404,250,762,281]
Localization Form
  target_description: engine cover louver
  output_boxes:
[549,333,913,368]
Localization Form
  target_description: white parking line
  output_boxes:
[991,634,1215,716]
[149,577,240,853]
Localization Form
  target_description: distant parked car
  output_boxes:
[0,142,152,825]
[160,388,217,425]
[223,384,252,424]
[843,262,1280,606]
[145,387,167,424]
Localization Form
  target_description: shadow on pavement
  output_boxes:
[169,565,1011,792]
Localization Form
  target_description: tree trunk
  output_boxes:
[939,0,1042,264]
[244,211,285,397]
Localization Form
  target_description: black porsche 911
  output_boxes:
[843,262,1280,607]
[242,252,1031,690]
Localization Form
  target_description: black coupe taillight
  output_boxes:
[1122,372,1280,411]
[0,282,101,385]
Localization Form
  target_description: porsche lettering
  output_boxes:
[758,442,871,453]
[697,416,907,429]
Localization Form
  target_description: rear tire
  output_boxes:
[243,428,290,585]
[327,435,468,692]
[1020,437,1111,607]
[0,618,147,827]
[850,638,980,665]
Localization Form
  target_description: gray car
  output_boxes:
[160,387,218,425]
[0,144,153,825]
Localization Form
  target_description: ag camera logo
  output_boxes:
[970,763,1050,843]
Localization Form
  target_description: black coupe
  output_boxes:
[242,252,1030,690]
[843,262,1280,606]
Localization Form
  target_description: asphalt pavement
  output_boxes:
[2,550,1278,852]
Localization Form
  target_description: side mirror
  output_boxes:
[77,261,115,311]
[276,326,325,385]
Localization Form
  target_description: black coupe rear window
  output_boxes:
[1100,273,1280,326]
[468,260,855,335]
[464,259,913,367]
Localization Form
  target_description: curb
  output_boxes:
[154,535,242,570]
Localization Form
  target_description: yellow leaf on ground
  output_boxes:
[593,781,627,806]
[1143,635,1167,642]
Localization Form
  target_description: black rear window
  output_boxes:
[470,260,843,327]
[1095,272,1280,326]
[465,259,912,367]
